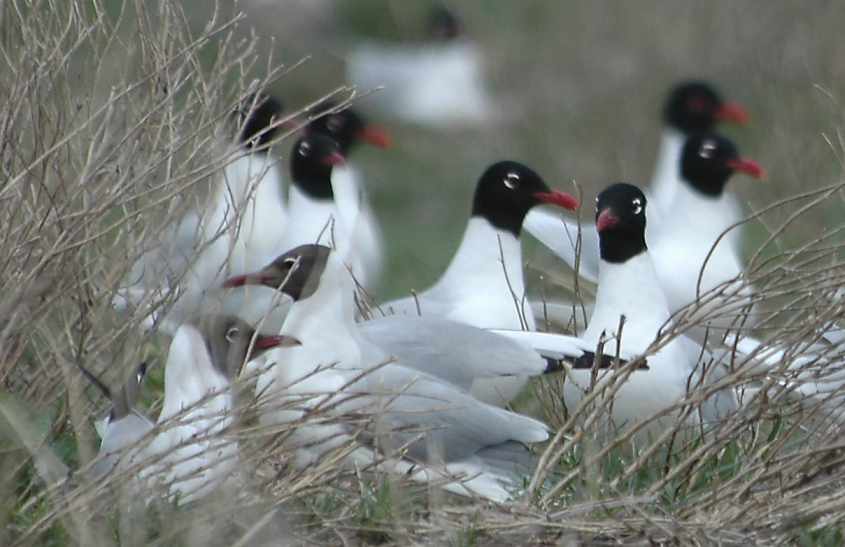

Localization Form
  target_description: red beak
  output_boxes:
[321,152,346,166]
[715,102,750,125]
[533,191,580,211]
[254,334,301,350]
[596,209,620,233]
[726,158,766,180]
[223,273,274,288]
[357,126,392,149]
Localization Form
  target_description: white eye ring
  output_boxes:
[699,140,717,159]
[225,326,239,343]
[298,142,311,156]
[504,172,520,190]
[632,197,643,215]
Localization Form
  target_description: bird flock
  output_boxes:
[76,9,843,507]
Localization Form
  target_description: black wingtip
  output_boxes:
[544,352,649,373]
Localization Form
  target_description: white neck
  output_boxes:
[281,256,358,340]
[432,217,531,329]
[220,151,284,209]
[284,186,340,248]
[273,256,363,385]
[160,325,231,422]
[658,178,743,248]
[438,217,525,295]
[649,128,686,212]
[584,253,671,353]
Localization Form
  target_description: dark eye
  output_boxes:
[699,140,716,159]
[225,326,239,343]
[503,172,520,190]
[298,142,311,157]
[632,198,643,215]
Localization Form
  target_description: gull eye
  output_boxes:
[298,141,311,157]
[225,326,239,343]
[503,172,520,190]
[632,197,643,215]
[699,140,717,159]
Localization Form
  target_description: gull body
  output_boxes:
[305,104,391,288]
[346,7,492,127]
[524,81,750,287]
[232,245,551,502]
[562,184,737,431]
[115,95,289,332]
[380,161,579,405]
[525,132,763,342]
[77,361,153,479]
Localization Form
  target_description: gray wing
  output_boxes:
[523,207,600,283]
[359,316,546,390]
[342,364,548,463]
[377,287,453,319]
[92,411,154,478]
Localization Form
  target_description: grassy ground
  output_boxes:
[3,0,845,545]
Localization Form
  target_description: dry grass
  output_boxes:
[3,0,845,545]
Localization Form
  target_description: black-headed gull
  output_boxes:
[280,134,383,289]
[77,361,153,478]
[306,103,391,287]
[114,94,290,332]
[525,81,750,285]
[526,133,763,341]
[100,316,298,503]
[652,80,749,214]
[346,5,493,127]
[563,183,737,431]
[225,262,645,393]
[380,161,579,405]
[226,244,552,502]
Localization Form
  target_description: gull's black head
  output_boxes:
[289,135,345,200]
[307,102,391,155]
[595,183,648,264]
[197,315,300,380]
[663,81,748,134]
[428,5,463,41]
[472,161,579,236]
[681,133,765,197]
[236,94,285,151]
[223,244,333,303]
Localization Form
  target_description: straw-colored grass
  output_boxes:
[4,1,845,545]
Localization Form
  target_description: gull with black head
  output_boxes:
[526,132,763,342]
[560,183,737,431]
[524,81,752,287]
[346,4,494,126]
[114,93,291,333]
[306,102,391,288]
[134,315,298,504]
[226,244,556,502]
[380,161,579,405]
